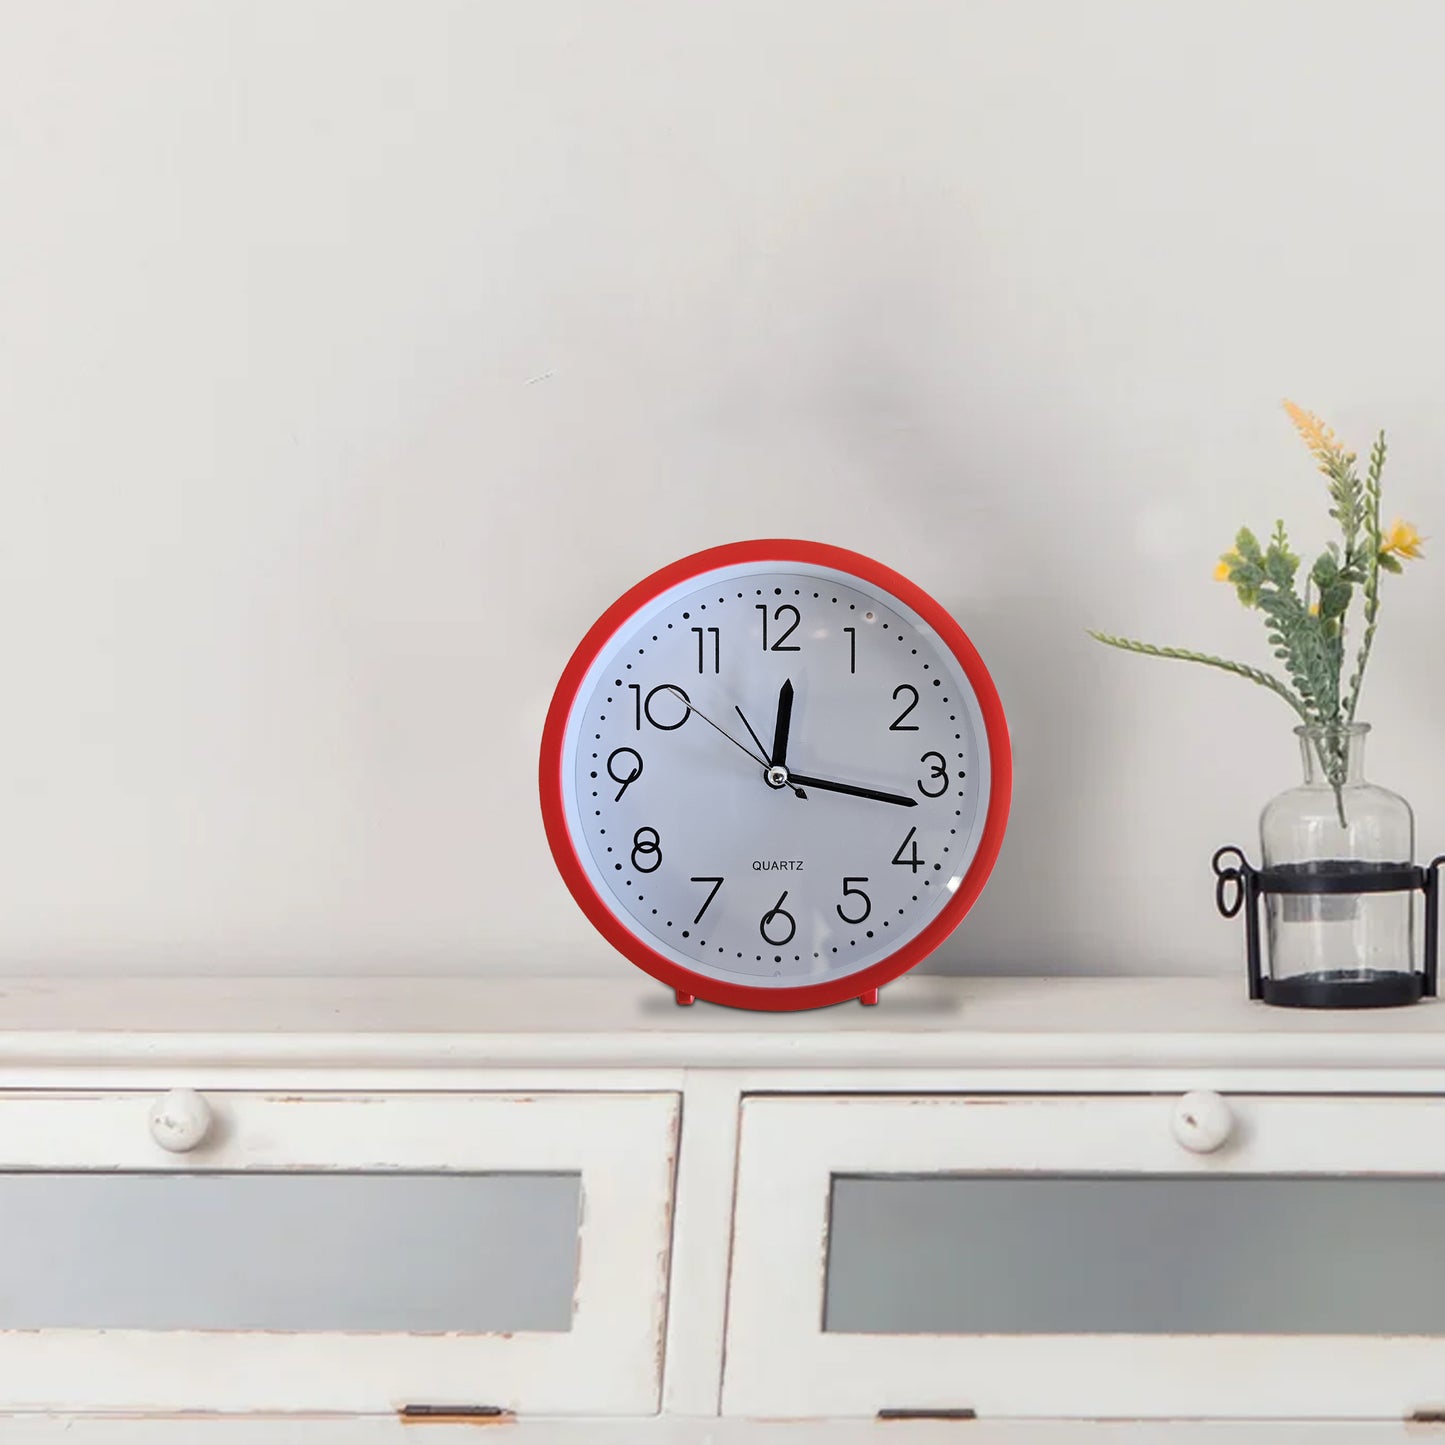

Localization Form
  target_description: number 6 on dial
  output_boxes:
[539,539,1012,1011]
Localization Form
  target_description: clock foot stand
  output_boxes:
[674,991,696,1006]
[859,987,880,1006]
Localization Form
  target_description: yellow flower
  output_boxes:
[1309,600,1320,616]
[1283,399,1344,463]
[1381,518,1425,560]
[1214,551,1240,582]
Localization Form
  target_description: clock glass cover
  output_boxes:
[540,540,1010,1009]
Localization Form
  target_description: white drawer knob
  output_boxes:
[1171,1090,1233,1153]
[149,1088,213,1153]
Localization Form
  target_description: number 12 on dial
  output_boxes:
[539,539,1011,1011]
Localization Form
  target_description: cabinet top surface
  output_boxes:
[1,974,1444,1072]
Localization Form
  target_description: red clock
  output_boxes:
[540,540,1011,1010]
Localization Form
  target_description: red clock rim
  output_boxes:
[538,539,1012,1011]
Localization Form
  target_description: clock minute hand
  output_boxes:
[782,771,918,808]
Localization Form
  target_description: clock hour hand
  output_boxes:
[781,771,918,808]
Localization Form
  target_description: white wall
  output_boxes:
[1,0,1441,977]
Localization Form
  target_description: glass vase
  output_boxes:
[1258,722,1417,1005]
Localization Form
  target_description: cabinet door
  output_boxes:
[724,1094,1445,1420]
[0,1091,677,1416]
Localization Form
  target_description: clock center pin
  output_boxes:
[766,765,790,789]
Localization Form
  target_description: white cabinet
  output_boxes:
[724,1093,1445,1420]
[3,975,1445,1439]
[0,1090,678,1416]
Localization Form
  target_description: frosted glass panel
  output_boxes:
[0,1172,580,1331]
[826,1174,1445,1335]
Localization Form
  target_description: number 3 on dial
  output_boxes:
[539,539,1012,1011]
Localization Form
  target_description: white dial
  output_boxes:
[542,544,1009,1008]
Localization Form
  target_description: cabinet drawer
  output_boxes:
[0,1090,678,1416]
[724,1093,1445,1420]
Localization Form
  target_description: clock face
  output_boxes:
[540,540,1010,1010]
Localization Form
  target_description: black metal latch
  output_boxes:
[878,1407,977,1420]
[399,1404,513,1424]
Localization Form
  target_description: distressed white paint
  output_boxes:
[659,1072,743,1416]
[0,1418,1419,1445]
[0,1417,1422,1444]
[724,1093,1445,1419]
[6,977,1445,1429]
[3,976,1445,1074]
[0,1092,678,1416]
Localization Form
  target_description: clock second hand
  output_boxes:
[658,686,806,796]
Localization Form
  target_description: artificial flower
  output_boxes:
[1283,399,1345,463]
[1380,518,1425,560]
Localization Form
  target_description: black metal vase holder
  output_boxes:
[1212,847,1445,1007]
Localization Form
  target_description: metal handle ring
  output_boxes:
[1212,845,1250,920]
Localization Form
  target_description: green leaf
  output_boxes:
[1087,632,1310,721]
[1319,580,1352,619]
[1311,552,1339,590]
